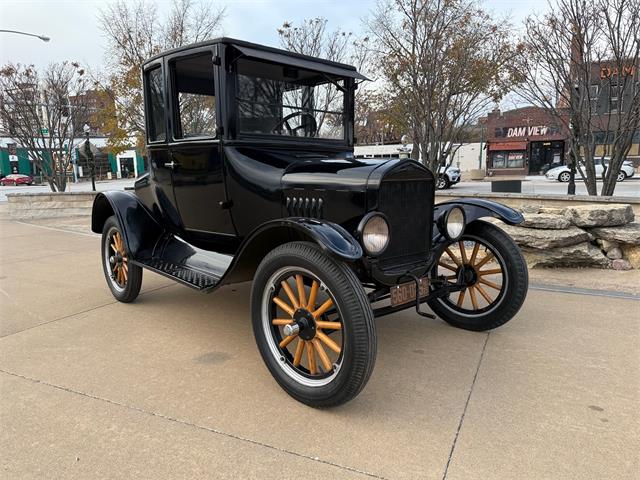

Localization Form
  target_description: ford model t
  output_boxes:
[91,38,528,407]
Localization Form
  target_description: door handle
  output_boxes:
[164,160,180,169]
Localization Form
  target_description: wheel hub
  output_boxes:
[291,308,317,341]
[457,264,478,286]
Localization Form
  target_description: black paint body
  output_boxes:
[91,38,524,293]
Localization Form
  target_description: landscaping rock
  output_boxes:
[621,245,640,269]
[522,243,611,268]
[521,213,571,230]
[539,207,567,215]
[520,205,541,214]
[498,224,590,249]
[606,247,623,260]
[564,204,634,227]
[611,258,633,270]
[589,223,640,245]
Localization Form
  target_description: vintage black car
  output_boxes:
[91,38,528,407]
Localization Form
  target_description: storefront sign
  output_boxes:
[600,65,636,79]
[507,125,549,138]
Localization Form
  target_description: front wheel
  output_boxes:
[428,221,528,331]
[251,242,376,408]
[101,215,142,303]
[616,171,626,182]
[558,172,570,182]
[436,175,451,189]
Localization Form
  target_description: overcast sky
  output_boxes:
[1,0,544,70]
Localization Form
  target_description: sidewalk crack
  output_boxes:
[441,332,490,480]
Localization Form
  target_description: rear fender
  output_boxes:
[432,199,523,241]
[220,217,362,285]
[91,191,163,259]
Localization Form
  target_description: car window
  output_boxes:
[145,66,166,142]
[236,58,345,140]
[171,53,217,139]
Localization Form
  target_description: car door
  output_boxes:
[166,48,236,249]
[143,61,182,229]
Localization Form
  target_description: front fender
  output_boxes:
[91,191,163,259]
[220,217,362,285]
[433,199,523,240]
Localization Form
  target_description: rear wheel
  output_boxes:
[251,242,376,408]
[428,221,528,331]
[616,171,626,182]
[558,172,570,182]
[101,215,142,303]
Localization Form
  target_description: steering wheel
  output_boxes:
[272,111,318,137]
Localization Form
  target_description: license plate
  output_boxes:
[390,277,430,307]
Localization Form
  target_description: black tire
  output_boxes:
[428,220,528,331]
[616,171,625,182]
[436,175,451,190]
[251,241,376,408]
[558,172,570,182]
[101,215,142,303]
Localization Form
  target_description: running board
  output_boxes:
[136,258,221,291]
[134,234,233,293]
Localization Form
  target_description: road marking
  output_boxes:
[530,283,640,301]
[0,369,388,479]
[15,221,98,237]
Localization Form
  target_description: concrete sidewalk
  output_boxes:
[1,217,638,479]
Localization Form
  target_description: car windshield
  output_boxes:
[236,58,346,141]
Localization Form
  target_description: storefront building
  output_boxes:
[0,137,146,180]
[484,106,569,176]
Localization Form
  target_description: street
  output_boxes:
[451,175,640,197]
[1,175,638,203]
[1,212,638,479]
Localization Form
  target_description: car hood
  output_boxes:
[546,166,567,175]
[281,156,395,191]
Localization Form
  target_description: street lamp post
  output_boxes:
[0,29,50,42]
[83,124,96,192]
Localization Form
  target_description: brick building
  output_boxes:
[483,106,570,176]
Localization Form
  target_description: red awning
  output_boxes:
[489,141,528,151]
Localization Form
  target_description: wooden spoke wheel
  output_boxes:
[251,242,376,408]
[436,237,506,314]
[108,230,129,290]
[101,215,142,303]
[428,221,528,331]
[267,268,344,383]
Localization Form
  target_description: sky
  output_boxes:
[1,0,545,71]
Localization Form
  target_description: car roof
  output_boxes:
[142,37,369,80]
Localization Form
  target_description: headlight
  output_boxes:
[439,207,466,241]
[359,213,390,255]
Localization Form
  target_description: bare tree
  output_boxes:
[0,62,91,192]
[96,0,225,153]
[365,0,517,173]
[515,0,639,196]
[277,17,370,137]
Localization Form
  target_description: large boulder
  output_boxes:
[621,245,640,269]
[523,243,611,268]
[564,204,634,227]
[498,223,590,249]
[589,223,640,245]
[520,213,571,230]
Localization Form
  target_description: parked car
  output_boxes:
[546,160,635,182]
[436,166,461,189]
[91,38,529,407]
[0,174,33,186]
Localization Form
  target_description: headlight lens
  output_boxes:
[445,207,465,240]
[361,214,390,255]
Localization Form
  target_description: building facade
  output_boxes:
[483,106,570,176]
